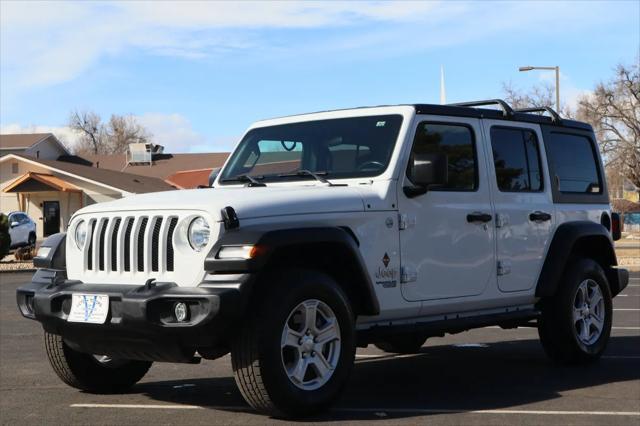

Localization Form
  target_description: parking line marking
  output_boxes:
[614,308,640,311]
[335,408,640,416]
[71,404,205,410]
[70,404,640,416]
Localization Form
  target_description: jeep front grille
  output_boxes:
[84,215,179,274]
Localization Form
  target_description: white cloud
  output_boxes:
[1,1,617,90]
[0,1,437,89]
[137,113,211,153]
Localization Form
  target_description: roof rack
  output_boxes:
[448,99,515,118]
[515,106,562,124]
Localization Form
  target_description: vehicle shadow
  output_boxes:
[135,335,640,421]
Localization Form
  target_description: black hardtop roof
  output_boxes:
[413,101,592,131]
[263,99,593,132]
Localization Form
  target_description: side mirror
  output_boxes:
[10,221,19,228]
[404,152,448,197]
[208,168,221,187]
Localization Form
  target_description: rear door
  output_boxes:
[398,116,495,301]
[483,121,554,292]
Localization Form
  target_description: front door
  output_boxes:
[482,121,554,292]
[43,201,60,237]
[399,117,495,301]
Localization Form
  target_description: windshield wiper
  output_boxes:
[220,174,266,187]
[277,170,338,186]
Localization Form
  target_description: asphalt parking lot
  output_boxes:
[1,272,638,425]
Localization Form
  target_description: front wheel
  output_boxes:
[231,269,355,417]
[538,258,613,364]
[44,332,152,393]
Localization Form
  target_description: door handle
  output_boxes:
[529,211,552,222]
[467,212,492,223]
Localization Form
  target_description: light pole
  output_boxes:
[518,65,560,112]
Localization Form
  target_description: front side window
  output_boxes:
[547,132,601,193]
[408,122,477,191]
[490,127,542,192]
[220,115,403,183]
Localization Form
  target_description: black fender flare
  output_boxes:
[204,226,379,315]
[536,221,619,297]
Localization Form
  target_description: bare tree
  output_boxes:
[107,114,151,153]
[68,110,152,155]
[69,110,105,155]
[502,81,555,110]
[576,61,640,191]
[502,81,574,117]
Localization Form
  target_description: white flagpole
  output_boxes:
[440,65,447,105]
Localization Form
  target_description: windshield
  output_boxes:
[219,114,403,184]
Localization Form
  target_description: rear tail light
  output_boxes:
[611,212,622,241]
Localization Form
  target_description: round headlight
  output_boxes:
[188,217,210,251]
[74,220,87,249]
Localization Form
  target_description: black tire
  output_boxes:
[44,332,152,393]
[374,334,427,354]
[28,233,36,247]
[231,269,355,417]
[537,257,613,364]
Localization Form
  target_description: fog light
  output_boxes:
[174,302,189,322]
[36,246,51,259]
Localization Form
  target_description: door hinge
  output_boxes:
[398,213,416,230]
[400,265,417,283]
[495,213,508,228]
[497,260,512,276]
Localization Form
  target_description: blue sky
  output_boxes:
[1,1,638,153]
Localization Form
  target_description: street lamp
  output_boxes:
[518,65,560,112]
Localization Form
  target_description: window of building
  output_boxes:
[408,122,477,191]
[490,127,543,192]
[11,162,19,174]
[547,132,601,193]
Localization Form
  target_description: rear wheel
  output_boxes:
[231,269,355,417]
[28,232,36,247]
[44,332,152,393]
[374,334,426,354]
[538,258,612,364]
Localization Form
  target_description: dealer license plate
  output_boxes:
[67,294,109,324]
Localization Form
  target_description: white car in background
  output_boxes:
[7,212,37,248]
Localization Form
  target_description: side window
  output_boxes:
[490,127,542,192]
[409,122,477,191]
[547,132,601,193]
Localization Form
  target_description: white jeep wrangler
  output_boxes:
[18,100,629,417]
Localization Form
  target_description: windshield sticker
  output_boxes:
[376,121,386,127]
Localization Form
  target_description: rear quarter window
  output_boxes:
[547,132,602,194]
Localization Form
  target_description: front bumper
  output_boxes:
[17,269,250,362]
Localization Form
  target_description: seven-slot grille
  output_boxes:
[84,216,179,274]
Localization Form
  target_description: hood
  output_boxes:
[75,185,366,221]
